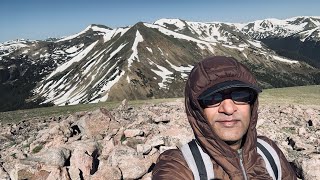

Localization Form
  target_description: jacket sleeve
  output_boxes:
[152,149,194,180]
[258,136,297,180]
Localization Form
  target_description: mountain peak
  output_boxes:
[89,24,113,30]
[154,18,186,30]
[155,18,185,23]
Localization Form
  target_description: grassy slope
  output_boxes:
[259,85,320,106]
[0,98,180,124]
[0,85,319,124]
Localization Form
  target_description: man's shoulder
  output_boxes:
[158,148,184,161]
[257,136,278,146]
[257,135,284,154]
[153,148,193,179]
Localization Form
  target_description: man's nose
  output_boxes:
[218,99,238,115]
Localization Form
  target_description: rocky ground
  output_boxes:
[0,99,319,180]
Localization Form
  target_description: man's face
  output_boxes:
[202,88,252,144]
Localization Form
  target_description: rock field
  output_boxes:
[0,99,319,180]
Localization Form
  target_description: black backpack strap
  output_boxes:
[257,138,282,180]
[180,139,215,180]
[189,139,208,180]
[257,142,278,178]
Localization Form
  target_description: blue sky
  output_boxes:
[1,0,320,43]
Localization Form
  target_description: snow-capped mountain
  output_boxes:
[238,16,320,68]
[0,16,319,112]
[240,16,320,41]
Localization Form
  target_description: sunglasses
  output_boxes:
[199,89,256,108]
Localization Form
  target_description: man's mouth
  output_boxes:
[216,119,240,127]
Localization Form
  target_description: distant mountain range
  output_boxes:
[0,16,319,112]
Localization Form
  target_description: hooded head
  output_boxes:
[185,56,261,163]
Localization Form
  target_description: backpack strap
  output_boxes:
[180,139,215,180]
[181,138,281,180]
[257,138,282,180]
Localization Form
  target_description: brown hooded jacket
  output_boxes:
[152,56,297,180]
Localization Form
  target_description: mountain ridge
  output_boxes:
[0,16,319,112]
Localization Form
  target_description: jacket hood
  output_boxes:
[185,56,261,175]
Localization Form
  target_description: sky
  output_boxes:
[1,0,320,43]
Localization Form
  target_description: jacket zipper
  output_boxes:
[238,149,248,180]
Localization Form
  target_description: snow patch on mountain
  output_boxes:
[186,22,222,42]
[300,27,320,42]
[57,25,113,42]
[54,84,83,106]
[93,70,125,103]
[90,43,127,88]
[144,23,215,53]
[103,27,130,43]
[57,27,91,42]
[40,72,72,104]
[40,53,50,59]
[65,44,84,53]
[222,44,245,51]
[231,23,247,30]
[91,25,112,34]
[151,63,173,88]
[165,60,193,78]
[146,47,153,53]
[155,19,186,31]
[247,40,263,48]
[128,30,144,68]
[0,40,29,57]
[46,40,99,79]
[272,55,299,64]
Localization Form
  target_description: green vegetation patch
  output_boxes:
[259,85,320,106]
[32,144,44,154]
[281,126,296,134]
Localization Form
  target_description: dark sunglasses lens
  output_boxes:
[231,91,252,103]
[203,93,223,106]
[200,89,255,107]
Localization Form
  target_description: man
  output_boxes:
[152,56,296,179]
